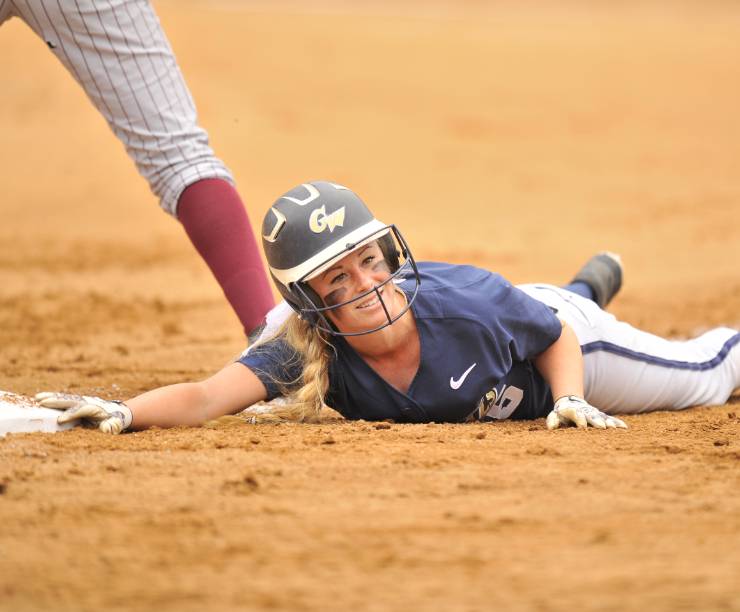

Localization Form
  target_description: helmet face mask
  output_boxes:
[292,225,420,336]
[262,181,420,337]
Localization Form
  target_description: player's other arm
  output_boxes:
[37,363,268,433]
[533,320,584,400]
[533,320,627,430]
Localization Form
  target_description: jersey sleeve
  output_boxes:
[237,339,303,401]
[486,277,563,361]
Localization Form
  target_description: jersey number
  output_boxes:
[477,384,524,421]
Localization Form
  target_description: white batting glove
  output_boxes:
[546,395,627,430]
[35,392,133,435]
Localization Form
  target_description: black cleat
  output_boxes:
[570,252,623,308]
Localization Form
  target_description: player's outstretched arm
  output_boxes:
[36,363,268,434]
[533,320,627,430]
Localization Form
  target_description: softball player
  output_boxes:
[0,0,274,335]
[36,181,740,433]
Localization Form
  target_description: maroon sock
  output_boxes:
[177,178,275,336]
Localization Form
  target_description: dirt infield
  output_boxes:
[1,2,739,610]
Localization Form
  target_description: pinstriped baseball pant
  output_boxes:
[1,0,233,215]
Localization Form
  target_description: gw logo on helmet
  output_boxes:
[309,205,345,234]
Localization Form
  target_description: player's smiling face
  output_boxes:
[307,241,402,333]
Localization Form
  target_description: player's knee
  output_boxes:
[124,127,234,216]
[152,159,234,217]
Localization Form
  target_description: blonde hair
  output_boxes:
[240,286,408,425]
[243,313,334,424]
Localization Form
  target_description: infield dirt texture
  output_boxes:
[1,1,739,611]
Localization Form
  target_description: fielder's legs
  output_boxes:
[7,0,274,335]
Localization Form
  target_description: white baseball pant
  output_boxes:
[519,284,740,414]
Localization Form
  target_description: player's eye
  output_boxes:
[329,272,347,285]
[362,255,376,266]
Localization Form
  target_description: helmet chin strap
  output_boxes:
[396,286,409,308]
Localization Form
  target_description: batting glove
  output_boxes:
[35,392,133,434]
[546,395,627,430]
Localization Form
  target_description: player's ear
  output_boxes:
[301,280,326,309]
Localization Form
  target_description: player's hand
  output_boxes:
[546,395,627,430]
[35,392,133,434]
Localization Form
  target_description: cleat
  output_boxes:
[570,252,623,308]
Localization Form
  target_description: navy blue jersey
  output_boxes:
[240,262,562,423]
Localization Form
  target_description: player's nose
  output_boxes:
[352,267,375,294]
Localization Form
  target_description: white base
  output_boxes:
[0,391,75,437]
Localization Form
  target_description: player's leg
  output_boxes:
[561,252,623,308]
[11,0,273,335]
[518,284,740,414]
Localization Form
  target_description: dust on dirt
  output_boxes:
[1,2,739,610]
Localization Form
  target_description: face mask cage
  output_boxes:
[290,225,420,337]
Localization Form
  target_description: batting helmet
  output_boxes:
[261,181,420,336]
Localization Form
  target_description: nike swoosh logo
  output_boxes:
[450,363,477,390]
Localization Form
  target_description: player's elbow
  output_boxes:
[177,381,214,426]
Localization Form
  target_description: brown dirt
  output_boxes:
[1,2,739,610]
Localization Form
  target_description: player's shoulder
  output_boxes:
[413,261,502,289]
[399,261,513,318]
